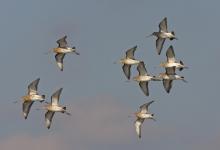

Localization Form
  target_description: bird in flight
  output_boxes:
[22,78,45,119]
[134,101,155,139]
[53,35,79,71]
[159,45,188,71]
[118,46,140,80]
[43,88,71,129]
[147,17,178,55]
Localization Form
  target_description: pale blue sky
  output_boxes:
[0,0,219,150]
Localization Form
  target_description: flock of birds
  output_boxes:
[17,36,78,129]
[16,17,188,138]
[118,17,188,138]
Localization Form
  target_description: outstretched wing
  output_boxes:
[137,61,148,76]
[166,45,176,63]
[45,111,55,129]
[56,36,68,48]
[156,38,165,55]
[23,101,34,119]
[159,17,168,32]
[126,45,137,59]
[28,78,40,95]
[51,88,63,106]
[122,64,131,80]
[165,67,176,75]
[139,100,154,113]
[55,53,65,71]
[139,81,149,96]
[163,79,173,93]
[135,118,144,139]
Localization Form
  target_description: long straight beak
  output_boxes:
[74,51,80,55]
[64,111,71,116]
[151,118,156,122]
[182,79,188,83]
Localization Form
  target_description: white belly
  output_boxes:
[48,105,63,112]
[139,113,151,119]
[59,48,73,53]
[31,95,44,101]
[160,32,173,38]
[124,58,139,65]
[136,75,152,82]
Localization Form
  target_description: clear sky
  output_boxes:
[0,0,219,150]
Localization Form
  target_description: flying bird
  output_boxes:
[147,17,178,55]
[160,45,188,71]
[53,35,79,71]
[22,78,45,119]
[134,101,155,139]
[133,61,160,96]
[118,46,140,80]
[43,88,71,129]
[158,67,186,93]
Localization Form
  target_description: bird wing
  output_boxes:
[156,37,165,55]
[23,101,34,119]
[165,67,176,75]
[45,111,55,129]
[122,64,131,80]
[139,100,154,113]
[56,35,68,48]
[137,61,148,76]
[125,45,137,59]
[135,118,144,139]
[55,53,65,71]
[28,78,40,95]
[51,88,63,106]
[159,17,168,32]
[139,81,149,96]
[163,79,173,93]
[166,45,176,63]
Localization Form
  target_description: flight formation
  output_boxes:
[17,17,188,138]
[118,17,188,138]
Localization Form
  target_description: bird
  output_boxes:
[133,61,160,96]
[160,45,188,71]
[53,35,79,71]
[147,17,178,55]
[118,45,140,80]
[134,101,155,139]
[43,88,71,129]
[22,78,45,119]
[158,67,186,93]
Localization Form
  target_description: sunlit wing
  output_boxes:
[55,53,65,71]
[51,88,63,106]
[23,101,34,119]
[135,118,144,139]
[159,17,168,32]
[139,100,154,113]
[45,111,55,129]
[166,45,176,63]
[28,78,40,95]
